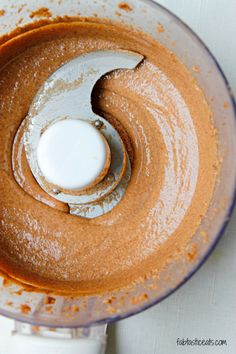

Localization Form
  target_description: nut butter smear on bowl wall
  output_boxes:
[0,14,218,295]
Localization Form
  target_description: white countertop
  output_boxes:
[106,1,236,353]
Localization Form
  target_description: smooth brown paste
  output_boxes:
[0,20,218,294]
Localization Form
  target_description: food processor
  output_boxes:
[0,0,236,353]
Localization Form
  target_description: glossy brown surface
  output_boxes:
[0,20,218,294]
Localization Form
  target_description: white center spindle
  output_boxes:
[37,119,111,191]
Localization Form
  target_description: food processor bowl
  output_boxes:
[0,0,236,333]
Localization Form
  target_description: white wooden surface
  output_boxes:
[106,1,236,353]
